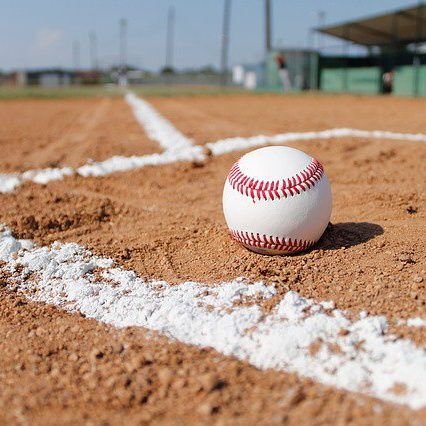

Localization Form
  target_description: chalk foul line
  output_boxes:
[1,126,426,193]
[0,226,425,409]
[1,92,426,193]
[124,92,194,152]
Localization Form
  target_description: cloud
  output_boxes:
[35,28,63,50]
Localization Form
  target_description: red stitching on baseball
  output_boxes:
[230,230,315,253]
[228,158,324,202]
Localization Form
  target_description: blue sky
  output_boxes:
[0,0,417,71]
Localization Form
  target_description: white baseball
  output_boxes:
[222,146,332,255]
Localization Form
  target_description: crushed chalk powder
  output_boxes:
[0,226,425,410]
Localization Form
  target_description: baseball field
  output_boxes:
[0,89,425,425]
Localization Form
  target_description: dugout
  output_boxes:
[316,3,426,96]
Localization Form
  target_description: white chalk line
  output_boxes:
[1,93,426,193]
[398,318,426,327]
[0,226,425,409]
[124,92,194,151]
[205,128,426,156]
[1,93,425,408]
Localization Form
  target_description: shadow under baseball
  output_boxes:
[316,222,384,251]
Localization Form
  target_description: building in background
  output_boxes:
[0,69,104,87]
[316,3,426,96]
[1,3,423,97]
[233,3,425,97]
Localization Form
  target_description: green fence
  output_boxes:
[394,65,426,96]
[320,67,381,94]
[320,69,346,92]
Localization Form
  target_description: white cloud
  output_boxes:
[35,28,63,50]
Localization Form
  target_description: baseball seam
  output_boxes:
[230,230,315,253]
[228,158,324,202]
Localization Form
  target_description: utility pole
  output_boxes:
[72,40,80,70]
[265,0,272,54]
[165,6,175,69]
[220,0,231,85]
[119,19,127,71]
[89,31,98,70]
[119,18,128,86]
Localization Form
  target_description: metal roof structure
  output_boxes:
[317,3,426,46]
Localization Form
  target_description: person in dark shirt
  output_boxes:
[275,53,292,92]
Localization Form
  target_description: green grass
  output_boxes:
[1,84,401,101]
[133,84,246,97]
[0,85,124,100]
[0,84,248,100]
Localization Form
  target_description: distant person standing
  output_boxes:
[276,53,292,92]
[382,70,394,94]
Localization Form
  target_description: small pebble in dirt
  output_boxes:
[68,353,79,362]
[111,342,124,354]
[197,402,218,416]
[157,368,173,386]
[398,253,415,264]
[198,373,225,392]
[413,275,423,283]
[282,386,306,407]
[410,291,418,300]
[90,349,104,360]
[191,159,206,168]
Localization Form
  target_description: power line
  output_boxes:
[165,6,175,69]
[221,0,232,85]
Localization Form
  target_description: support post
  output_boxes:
[414,1,424,96]
[265,0,272,54]
[89,31,98,70]
[120,19,127,73]
[165,6,175,69]
[220,0,231,86]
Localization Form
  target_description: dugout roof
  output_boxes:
[317,3,426,46]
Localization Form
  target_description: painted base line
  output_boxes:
[125,92,193,151]
[77,147,205,177]
[398,318,426,327]
[205,128,426,156]
[0,149,205,192]
[0,226,425,410]
[2,126,426,193]
[1,92,426,193]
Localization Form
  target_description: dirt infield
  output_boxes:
[0,97,160,173]
[0,287,421,426]
[148,93,426,143]
[0,93,425,425]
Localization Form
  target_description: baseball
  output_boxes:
[222,146,332,255]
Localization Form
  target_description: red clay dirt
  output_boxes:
[148,93,426,143]
[0,97,160,173]
[0,93,425,425]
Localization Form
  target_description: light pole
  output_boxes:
[165,6,175,70]
[89,31,98,70]
[265,0,272,54]
[220,0,232,85]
